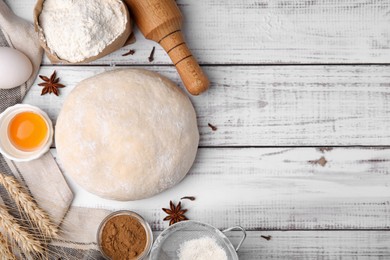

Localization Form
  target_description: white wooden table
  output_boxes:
[7,0,390,258]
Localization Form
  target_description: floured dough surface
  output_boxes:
[55,69,199,201]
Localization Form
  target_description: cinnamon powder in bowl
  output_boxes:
[97,211,153,260]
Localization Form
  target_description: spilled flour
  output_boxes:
[39,0,126,62]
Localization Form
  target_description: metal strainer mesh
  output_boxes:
[150,221,240,260]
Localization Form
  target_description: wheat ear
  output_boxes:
[0,205,42,254]
[0,174,58,238]
[0,232,16,260]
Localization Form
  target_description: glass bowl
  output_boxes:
[97,210,153,260]
[0,104,53,161]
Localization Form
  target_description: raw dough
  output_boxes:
[55,69,199,201]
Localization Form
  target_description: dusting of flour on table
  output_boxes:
[39,0,126,62]
[178,236,228,260]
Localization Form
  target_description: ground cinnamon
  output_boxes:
[101,215,147,260]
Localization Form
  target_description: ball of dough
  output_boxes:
[55,69,199,201]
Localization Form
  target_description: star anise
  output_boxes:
[162,201,188,226]
[38,71,65,96]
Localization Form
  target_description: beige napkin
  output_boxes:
[2,154,111,259]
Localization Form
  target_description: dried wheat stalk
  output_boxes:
[0,205,42,254]
[0,232,16,260]
[0,173,58,238]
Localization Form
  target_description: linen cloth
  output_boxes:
[0,1,110,259]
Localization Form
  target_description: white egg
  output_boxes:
[0,47,33,89]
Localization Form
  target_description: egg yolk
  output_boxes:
[8,112,48,152]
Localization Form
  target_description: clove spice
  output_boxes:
[181,196,196,201]
[122,49,135,56]
[208,123,218,131]
[261,235,272,241]
[148,47,155,62]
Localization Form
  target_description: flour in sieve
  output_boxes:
[39,0,127,62]
[178,236,228,260]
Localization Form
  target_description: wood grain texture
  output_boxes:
[151,231,390,259]
[50,147,390,231]
[23,65,390,146]
[5,0,390,65]
[225,231,390,259]
[7,0,390,257]
[124,0,210,95]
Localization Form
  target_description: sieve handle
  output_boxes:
[222,226,247,252]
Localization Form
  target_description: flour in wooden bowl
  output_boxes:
[38,0,128,63]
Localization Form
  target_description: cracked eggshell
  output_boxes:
[0,47,33,89]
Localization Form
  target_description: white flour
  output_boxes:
[178,236,228,260]
[39,0,126,62]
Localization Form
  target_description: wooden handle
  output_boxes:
[124,0,209,95]
[160,31,209,95]
[124,0,182,42]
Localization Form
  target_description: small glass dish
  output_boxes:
[97,210,153,260]
[0,104,53,162]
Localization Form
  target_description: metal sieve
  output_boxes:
[150,221,246,260]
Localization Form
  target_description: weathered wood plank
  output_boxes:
[5,0,390,65]
[23,66,390,146]
[151,231,390,259]
[50,147,390,230]
[207,231,390,260]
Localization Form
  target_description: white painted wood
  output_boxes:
[151,231,390,259]
[50,147,390,231]
[5,0,390,65]
[23,65,390,146]
[206,231,390,259]
[6,0,390,257]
